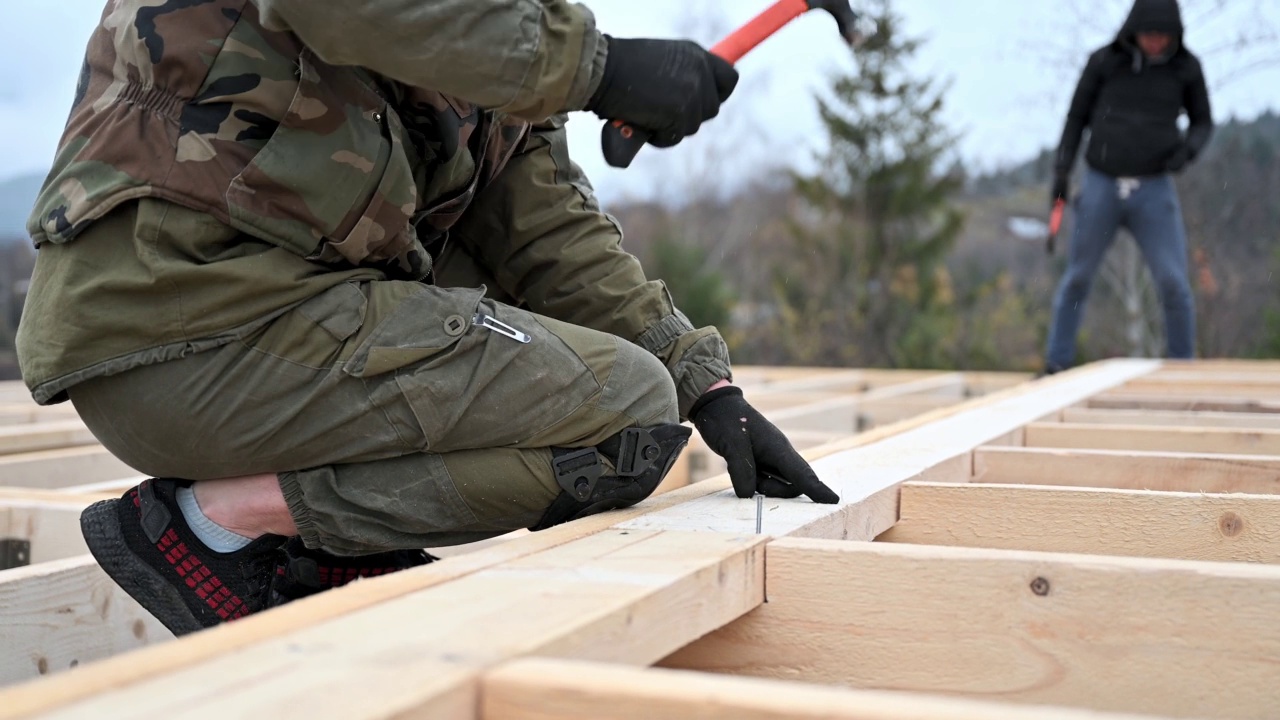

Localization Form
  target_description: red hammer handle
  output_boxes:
[712,0,811,63]
[1047,198,1066,255]
[602,0,813,168]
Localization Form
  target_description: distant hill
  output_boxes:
[0,171,45,242]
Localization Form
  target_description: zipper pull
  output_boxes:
[473,313,531,343]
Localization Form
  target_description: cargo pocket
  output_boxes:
[247,282,370,369]
[342,284,487,379]
[225,50,415,265]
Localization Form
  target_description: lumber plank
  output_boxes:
[54,477,143,496]
[0,384,36,405]
[0,556,171,687]
[0,446,137,490]
[1025,422,1280,455]
[481,658,1163,720]
[663,538,1280,719]
[1089,394,1280,414]
[0,421,97,457]
[616,359,1160,539]
[0,404,79,427]
[973,446,1280,494]
[1060,407,1280,429]
[36,530,764,720]
[879,482,1280,563]
[1116,377,1280,399]
[752,374,969,435]
[0,502,91,564]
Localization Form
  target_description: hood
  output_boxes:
[1115,0,1184,68]
[1118,0,1184,41]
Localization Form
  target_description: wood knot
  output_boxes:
[1030,577,1051,596]
[133,620,147,639]
[1219,512,1244,538]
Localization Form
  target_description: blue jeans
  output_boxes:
[1045,167,1195,369]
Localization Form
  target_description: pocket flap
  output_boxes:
[343,284,486,377]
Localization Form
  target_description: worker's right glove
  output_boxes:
[1051,173,1069,205]
[585,35,739,148]
[689,386,840,505]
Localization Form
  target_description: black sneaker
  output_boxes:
[269,537,436,606]
[79,479,287,637]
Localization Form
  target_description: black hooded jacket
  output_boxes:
[1055,0,1214,179]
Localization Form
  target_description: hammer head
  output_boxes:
[807,0,875,47]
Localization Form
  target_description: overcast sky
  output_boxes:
[1,1,1277,204]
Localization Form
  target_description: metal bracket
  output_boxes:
[0,538,31,570]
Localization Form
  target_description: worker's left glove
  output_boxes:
[689,386,840,504]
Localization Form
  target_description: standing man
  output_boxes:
[18,1,838,637]
[1044,0,1213,374]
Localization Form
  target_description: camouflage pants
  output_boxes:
[69,244,678,555]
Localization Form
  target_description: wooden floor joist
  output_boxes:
[1061,406,1280,429]
[879,481,1280,563]
[481,658,1162,720]
[973,446,1280,494]
[0,446,137,490]
[1024,422,1280,455]
[0,421,97,457]
[663,538,1280,720]
[0,556,171,686]
[6,360,1280,719]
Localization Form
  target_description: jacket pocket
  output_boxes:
[225,50,418,266]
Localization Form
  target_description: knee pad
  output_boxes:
[529,424,692,532]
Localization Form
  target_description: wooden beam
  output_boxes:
[0,421,97,456]
[0,501,93,563]
[481,658,1162,720]
[1060,407,1280,430]
[0,404,79,427]
[973,446,1280,494]
[1089,394,1280,414]
[616,360,1160,540]
[54,477,143,496]
[752,374,970,435]
[0,556,171,687]
[1024,422,1280,455]
[31,530,764,719]
[663,538,1280,719]
[879,482,1280,563]
[0,446,137,490]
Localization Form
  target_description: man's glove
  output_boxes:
[689,386,840,504]
[586,35,739,148]
[1165,144,1192,173]
[1051,173,1069,205]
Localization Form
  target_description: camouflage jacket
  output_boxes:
[29,0,564,279]
[20,0,732,415]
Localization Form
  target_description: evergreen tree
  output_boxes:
[772,0,964,368]
[650,233,735,333]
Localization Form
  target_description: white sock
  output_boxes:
[176,485,252,553]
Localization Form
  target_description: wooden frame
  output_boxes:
[2,360,1279,719]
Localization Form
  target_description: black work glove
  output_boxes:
[585,35,739,147]
[1165,144,1192,173]
[1051,173,1069,205]
[689,386,840,504]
